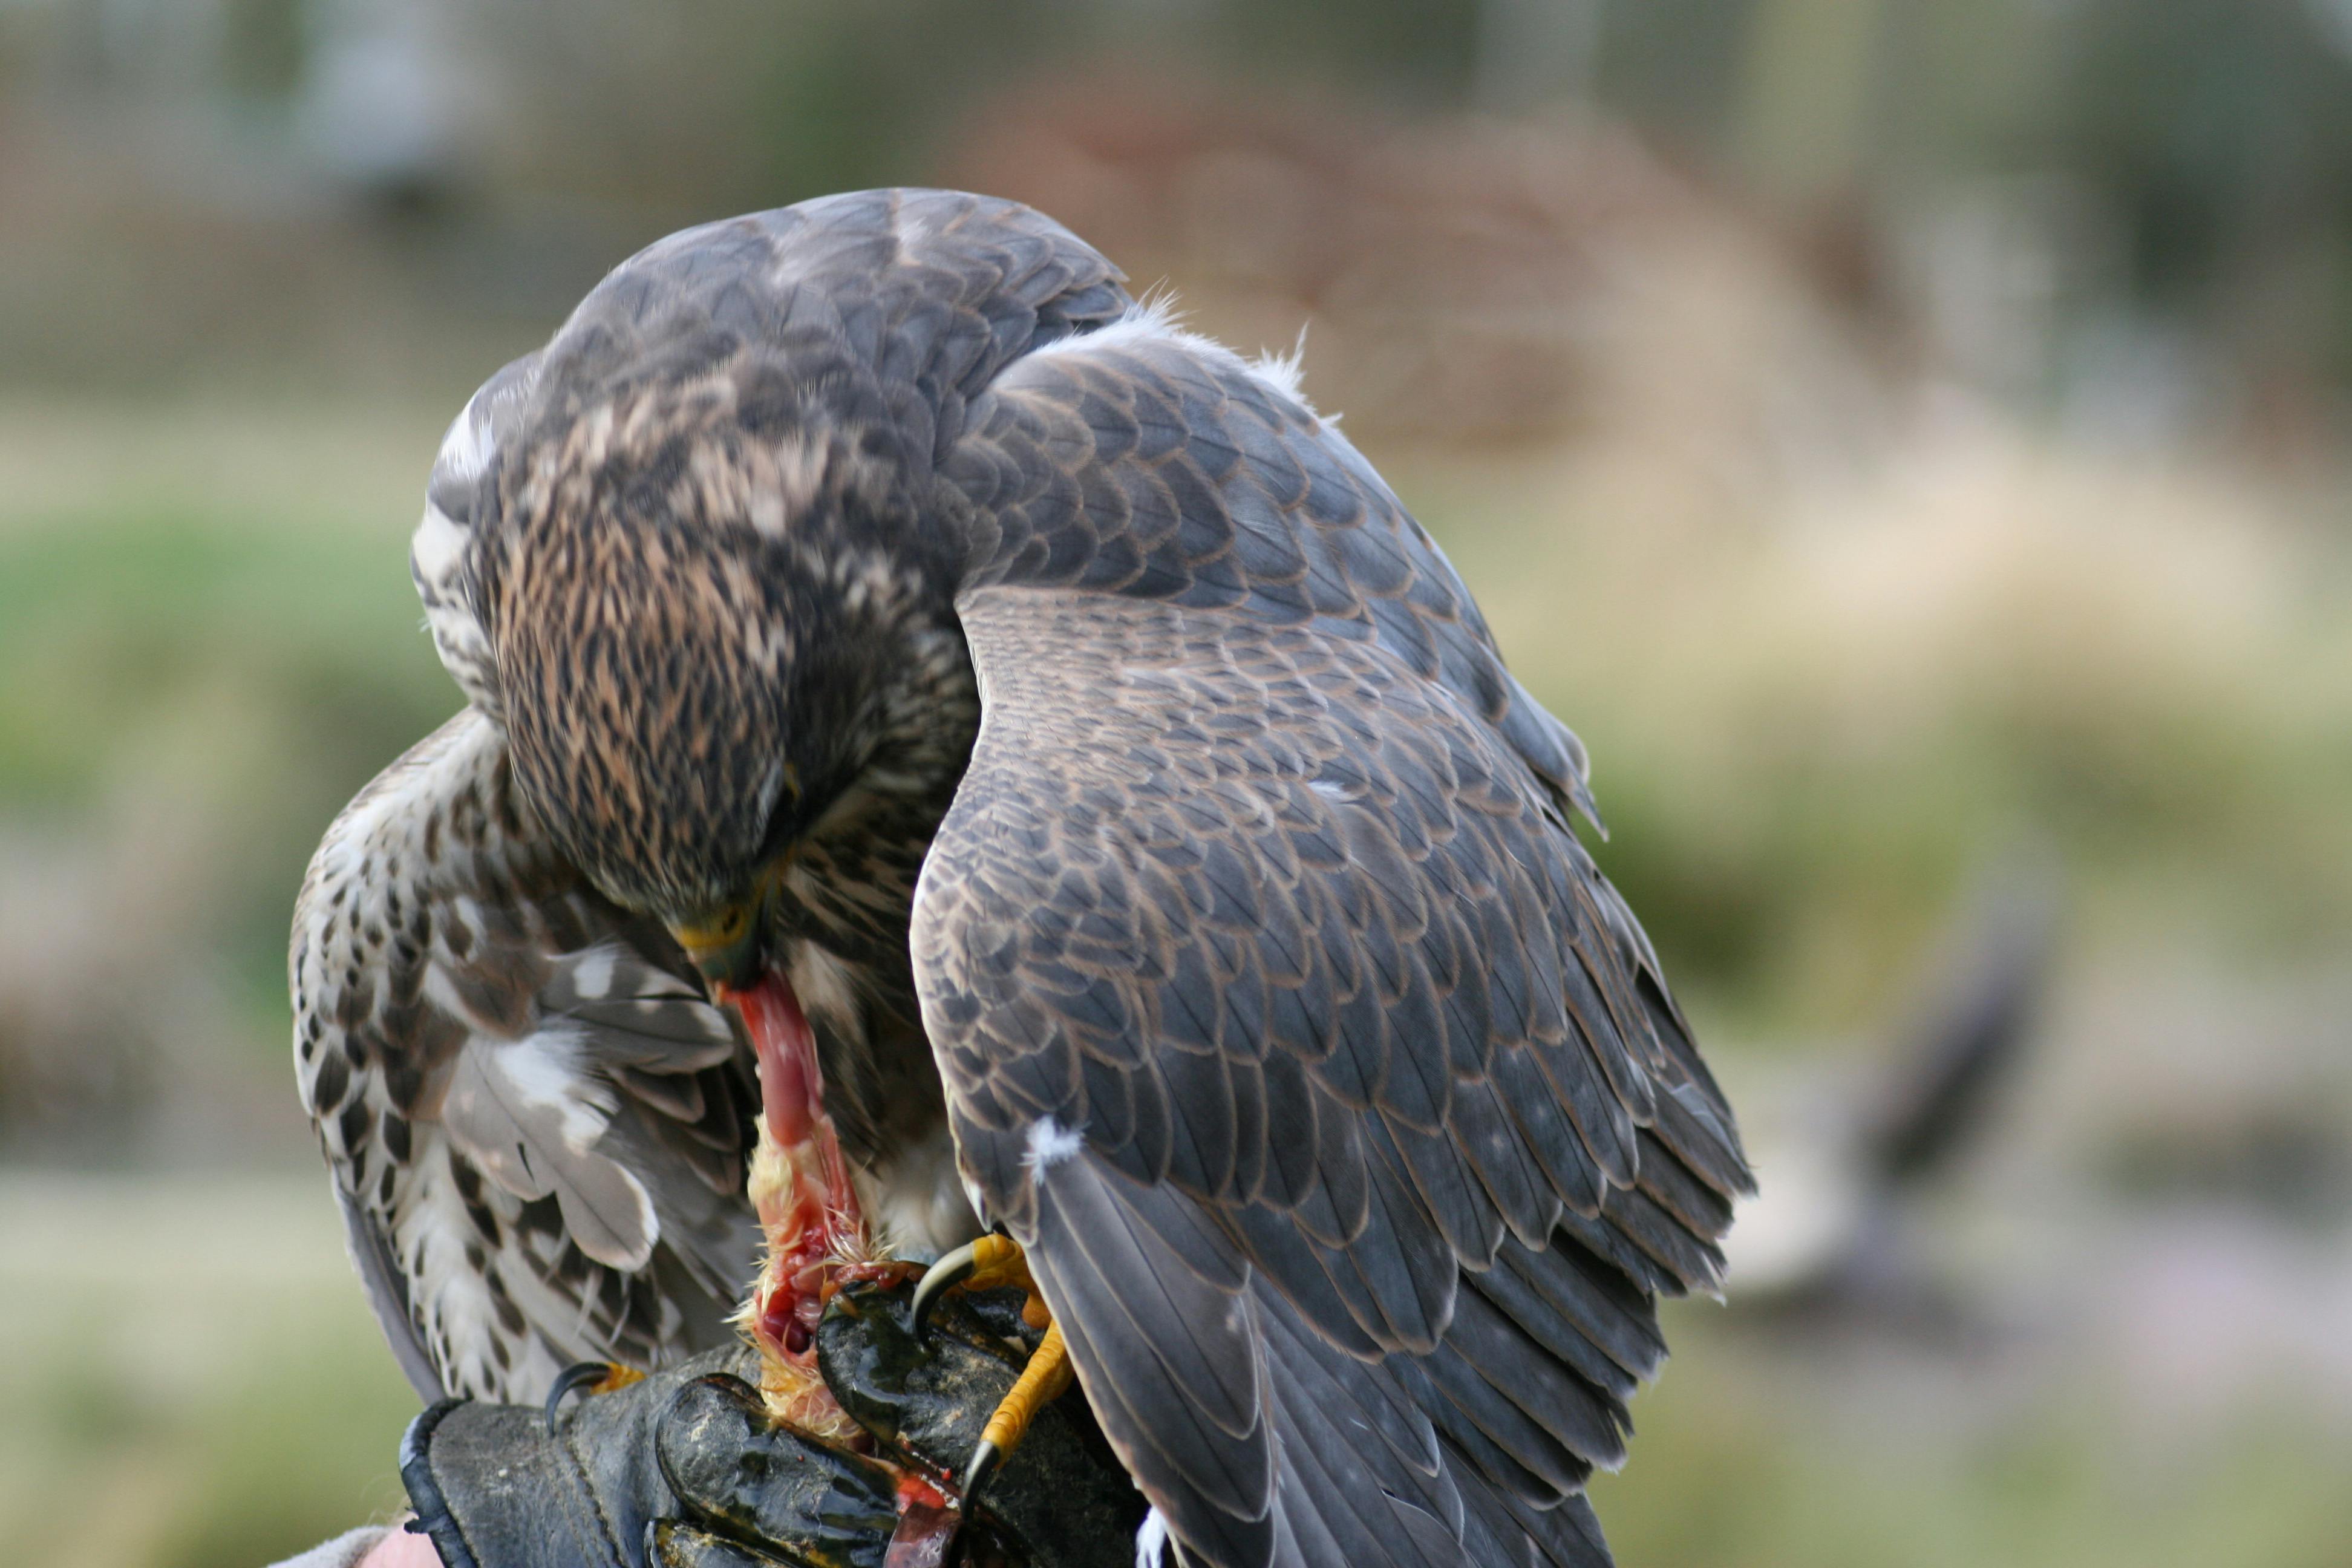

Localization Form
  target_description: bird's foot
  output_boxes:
[961,1319,1072,1506]
[909,1233,1050,1336]
[910,1236,1072,1511]
[543,1360,646,1434]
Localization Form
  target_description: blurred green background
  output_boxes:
[2,2,2349,1564]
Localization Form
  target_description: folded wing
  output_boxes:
[913,319,1752,1567]
[292,708,759,1402]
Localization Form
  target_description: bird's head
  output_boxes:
[483,379,964,992]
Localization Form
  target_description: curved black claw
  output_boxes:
[544,1361,621,1435]
[909,1241,981,1342]
[958,1438,1004,1517]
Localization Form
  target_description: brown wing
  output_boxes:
[913,320,1751,1568]
[292,708,760,1402]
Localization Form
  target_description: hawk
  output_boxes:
[292,188,1750,1568]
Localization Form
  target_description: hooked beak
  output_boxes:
[668,855,793,999]
[670,894,765,998]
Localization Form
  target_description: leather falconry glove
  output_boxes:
[397,1279,1145,1568]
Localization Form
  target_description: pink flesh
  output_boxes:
[724,969,864,1359]
[728,974,968,1557]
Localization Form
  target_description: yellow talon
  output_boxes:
[965,1233,1027,1287]
[964,1233,1051,1329]
[980,1319,1071,1450]
[962,1319,1073,1503]
[910,1233,1054,1338]
[544,1360,648,1433]
[909,1236,1074,1506]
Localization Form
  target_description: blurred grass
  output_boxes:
[0,511,445,802]
[0,400,460,1111]
[1403,438,2352,1039]
[0,402,460,787]
[5,1171,2341,1568]
[0,1171,420,1568]
[1591,1307,2352,1568]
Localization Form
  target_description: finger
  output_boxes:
[356,1524,446,1568]
[645,1520,794,1568]
[655,1374,901,1557]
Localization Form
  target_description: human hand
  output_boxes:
[357,1526,444,1568]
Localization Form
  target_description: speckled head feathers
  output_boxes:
[420,191,1130,918]
[485,382,935,916]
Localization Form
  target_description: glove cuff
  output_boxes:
[400,1353,719,1568]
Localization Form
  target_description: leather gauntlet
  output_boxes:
[396,1281,1144,1568]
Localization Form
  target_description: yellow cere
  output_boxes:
[670,901,751,958]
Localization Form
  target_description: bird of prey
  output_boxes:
[292,188,1751,1568]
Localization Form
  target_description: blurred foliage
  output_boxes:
[0,1175,420,1568]
[1409,446,2352,1033]
[1592,1308,2352,1568]
[10,0,2352,422]
[0,403,459,1149]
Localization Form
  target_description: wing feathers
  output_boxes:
[913,297,1751,1566]
[294,710,758,1402]
[1027,1157,1276,1566]
[440,1030,659,1270]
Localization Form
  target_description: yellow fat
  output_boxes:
[745,1128,792,1220]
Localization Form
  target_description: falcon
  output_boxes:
[292,188,1751,1568]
